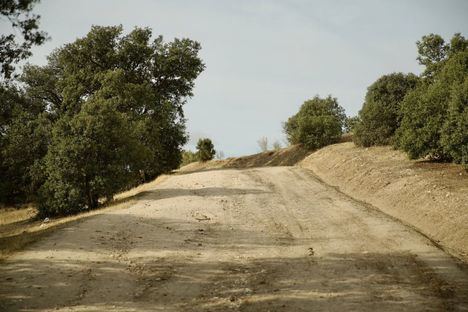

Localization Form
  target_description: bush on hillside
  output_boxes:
[344,116,360,134]
[396,49,468,163]
[284,96,346,150]
[353,73,419,147]
[440,79,468,164]
[181,150,199,167]
[197,138,216,162]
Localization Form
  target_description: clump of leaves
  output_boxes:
[353,73,419,147]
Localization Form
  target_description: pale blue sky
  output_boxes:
[19,0,468,156]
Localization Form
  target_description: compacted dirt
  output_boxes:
[1,167,467,311]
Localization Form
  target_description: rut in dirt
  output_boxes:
[1,167,467,312]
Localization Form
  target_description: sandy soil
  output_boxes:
[299,142,468,262]
[1,167,467,311]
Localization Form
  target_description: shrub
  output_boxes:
[196,138,216,162]
[181,150,199,167]
[284,96,346,150]
[353,73,419,147]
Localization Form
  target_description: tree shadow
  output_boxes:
[136,187,270,201]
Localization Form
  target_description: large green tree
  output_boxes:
[38,97,148,216]
[353,73,419,147]
[2,25,204,214]
[396,34,467,163]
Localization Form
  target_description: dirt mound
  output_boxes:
[179,144,311,173]
[299,142,468,262]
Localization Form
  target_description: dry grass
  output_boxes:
[0,205,36,227]
[0,175,168,260]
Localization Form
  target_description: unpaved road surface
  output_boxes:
[1,167,467,311]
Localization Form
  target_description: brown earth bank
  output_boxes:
[299,142,468,263]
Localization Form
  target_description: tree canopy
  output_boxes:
[396,42,467,163]
[0,0,48,79]
[353,73,419,147]
[1,25,205,215]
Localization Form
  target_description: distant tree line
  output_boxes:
[284,33,467,166]
[1,24,205,216]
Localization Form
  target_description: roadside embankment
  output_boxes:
[299,142,468,262]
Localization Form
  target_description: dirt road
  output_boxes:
[1,167,467,311]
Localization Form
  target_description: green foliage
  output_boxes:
[0,84,50,204]
[353,73,419,146]
[197,138,216,162]
[416,34,448,79]
[1,25,204,215]
[38,100,148,216]
[0,0,48,79]
[440,79,468,164]
[284,96,346,150]
[396,48,468,163]
[417,33,467,79]
[344,116,360,134]
[0,111,51,204]
[181,150,199,167]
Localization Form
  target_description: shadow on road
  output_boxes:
[1,210,467,311]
